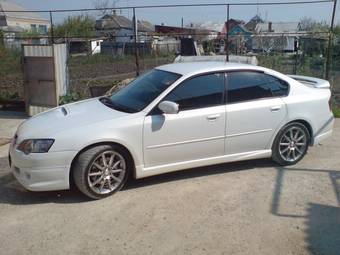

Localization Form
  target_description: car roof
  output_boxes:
[156,61,265,76]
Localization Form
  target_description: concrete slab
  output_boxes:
[0,119,339,255]
[0,111,27,141]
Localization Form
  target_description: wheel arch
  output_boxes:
[269,118,314,149]
[69,141,136,189]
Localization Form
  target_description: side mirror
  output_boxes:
[158,101,179,114]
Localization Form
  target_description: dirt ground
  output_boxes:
[0,119,339,255]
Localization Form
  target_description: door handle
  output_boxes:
[206,114,221,121]
[270,106,282,112]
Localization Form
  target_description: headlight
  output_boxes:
[17,139,54,155]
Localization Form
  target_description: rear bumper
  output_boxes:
[9,143,77,191]
[313,129,333,145]
[312,116,334,145]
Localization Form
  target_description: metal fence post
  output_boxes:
[49,11,54,44]
[133,7,140,76]
[325,0,337,81]
[226,4,230,62]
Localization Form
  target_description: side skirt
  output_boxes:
[135,150,272,179]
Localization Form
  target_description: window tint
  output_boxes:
[110,69,181,112]
[164,73,224,111]
[265,75,289,97]
[226,72,288,104]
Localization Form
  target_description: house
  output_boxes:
[155,24,214,42]
[255,22,301,33]
[245,15,264,32]
[185,21,225,40]
[220,19,245,38]
[95,13,154,43]
[0,1,50,47]
[228,24,253,53]
[61,38,103,55]
[252,22,302,52]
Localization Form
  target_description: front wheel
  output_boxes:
[272,122,310,166]
[73,145,131,199]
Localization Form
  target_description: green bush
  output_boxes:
[59,92,80,105]
[0,91,20,101]
[333,105,340,118]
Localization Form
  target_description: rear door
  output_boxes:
[225,71,288,154]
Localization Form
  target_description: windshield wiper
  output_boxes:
[99,97,136,113]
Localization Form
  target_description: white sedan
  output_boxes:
[9,62,334,199]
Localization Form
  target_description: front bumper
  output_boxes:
[9,142,77,192]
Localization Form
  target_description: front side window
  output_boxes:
[226,71,289,104]
[109,69,181,113]
[163,73,224,111]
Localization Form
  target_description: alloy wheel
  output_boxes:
[87,150,126,195]
[279,126,307,162]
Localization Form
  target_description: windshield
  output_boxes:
[109,69,181,113]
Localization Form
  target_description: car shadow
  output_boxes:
[0,155,274,205]
[125,158,274,190]
[271,167,340,255]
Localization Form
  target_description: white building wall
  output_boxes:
[91,40,103,54]
[116,28,134,43]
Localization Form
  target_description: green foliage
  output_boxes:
[19,29,41,38]
[299,17,329,32]
[0,91,20,101]
[59,92,80,105]
[0,46,22,76]
[333,105,340,118]
[53,14,96,38]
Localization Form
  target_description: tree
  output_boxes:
[299,17,329,32]
[53,14,96,38]
[93,0,120,16]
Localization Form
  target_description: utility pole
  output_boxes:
[133,7,140,76]
[325,0,337,81]
[49,11,54,44]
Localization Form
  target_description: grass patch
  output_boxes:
[333,105,340,118]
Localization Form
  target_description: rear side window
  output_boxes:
[265,75,289,97]
[226,71,289,104]
[164,73,224,111]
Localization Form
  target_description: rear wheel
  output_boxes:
[272,122,310,166]
[73,145,131,199]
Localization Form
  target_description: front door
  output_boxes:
[143,72,226,168]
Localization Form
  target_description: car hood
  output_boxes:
[17,98,129,139]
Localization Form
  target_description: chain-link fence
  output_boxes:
[0,0,338,107]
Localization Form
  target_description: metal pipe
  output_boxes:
[325,0,337,81]
[226,4,230,62]
[2,0,334,13]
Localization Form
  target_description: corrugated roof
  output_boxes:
[96,14,154,32]
[0,1,48,21]
[255,22,300,33]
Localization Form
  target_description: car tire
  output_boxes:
[272,122,310,166]
[73,144,131,199]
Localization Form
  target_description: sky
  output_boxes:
[9,0,340,26]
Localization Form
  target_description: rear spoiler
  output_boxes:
[288,75,330,89]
